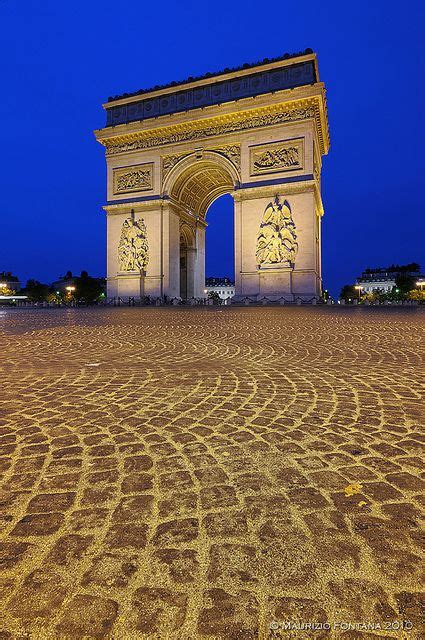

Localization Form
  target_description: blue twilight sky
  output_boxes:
[1,0,424,296]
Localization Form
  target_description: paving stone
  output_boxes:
[200,484,238,509]
[158,491,198,517]
[308,470,348,489]
[10,512,64,536]
[153,548,199,583]
[394,591,425,629]
[69,507,109,531]
[131,587,187,633]
[9,569,68,622]
[159,470,193,492]
[267,596,328,639]
[203,510,248,538]
[194,467,229,485]
[153,518,199,546]
[362,481,404,501]
[112,495,154,522]
[287,487,330,510]
[26,492,76,513]
[45,534,93,566]
[82,553,137,587]
[121,472,153,493]
[207,543,258,587]
[56,594,118,638]
[385,472,425,491]
[197,588,259,638]
[0,542,33,570]
[123,454,153,471]
[104,523,149,552]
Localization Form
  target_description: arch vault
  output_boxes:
[95,50,330,300]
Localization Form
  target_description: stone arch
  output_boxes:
[97,52,329,301]
[163,151,240,218]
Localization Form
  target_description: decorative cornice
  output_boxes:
[233,180,315,201]
[97,97,328,157]
[103,199,164,214]
[104,59,316,125]
[106,50,315,104]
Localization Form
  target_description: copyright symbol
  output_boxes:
[269,621,279,630]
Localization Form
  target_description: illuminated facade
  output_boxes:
[95,51,330,300]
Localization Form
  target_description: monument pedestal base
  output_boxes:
[116,272,145,298]
[259,266,293,297]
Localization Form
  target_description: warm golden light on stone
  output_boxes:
[95,52,329,302]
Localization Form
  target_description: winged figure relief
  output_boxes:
[256,197,298,267]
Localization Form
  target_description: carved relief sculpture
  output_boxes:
[162,145,241,182]
[212,145,241,171]
[105,105,317,155]
[256,197,298,268]
[250,139,303,175]
[162,153,191,180]
[118,216,149,272]
[113,163,153,194]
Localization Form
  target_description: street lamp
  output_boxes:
[416,281,425,290]
[65,286,76,305]
[354,285,362,300]
[0,283,7,289]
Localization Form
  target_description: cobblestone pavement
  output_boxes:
[0,307,424,639]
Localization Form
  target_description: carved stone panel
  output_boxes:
[161,145,240,184]
[256,196,298,268]
[162,153,191,180]
[210,145,240,171]
[250,138,303,176]
[113,163,154,195]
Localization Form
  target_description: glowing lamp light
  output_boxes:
[66,286,76,293]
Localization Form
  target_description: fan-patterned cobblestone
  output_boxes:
[0,307,423,639]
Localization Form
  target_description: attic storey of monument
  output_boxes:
[94,50,330,301]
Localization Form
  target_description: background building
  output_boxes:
[205,277,235,300]
[0,272,21,292]
[356,268,396,293]
[356,264,422,294]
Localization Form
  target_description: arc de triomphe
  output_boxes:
[94,50,330,301]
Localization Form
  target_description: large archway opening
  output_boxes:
[168,154,238,299]
[179,224,196,298]
[205,193,235,283]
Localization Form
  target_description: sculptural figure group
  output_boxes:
[118,216,149,272]
[256,196,298,267]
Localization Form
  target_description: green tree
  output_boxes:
[395,273,416,297]
[339,284,357,302]
[23,279,51,302]
[74,272,106,304]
